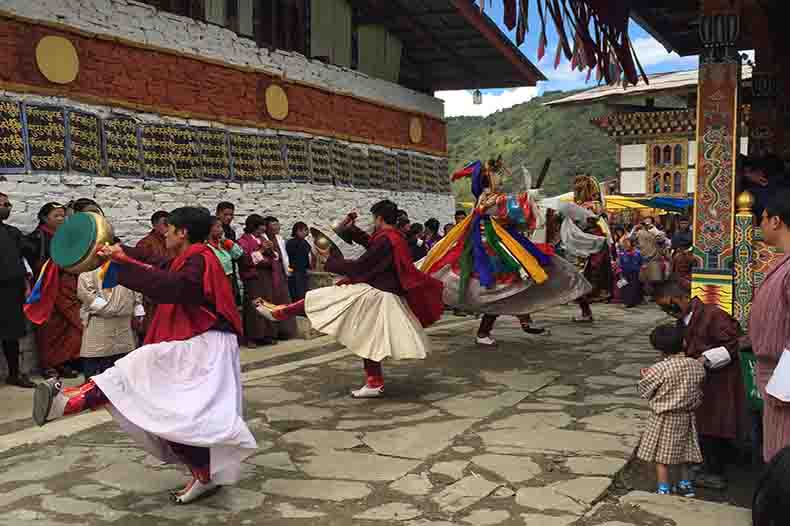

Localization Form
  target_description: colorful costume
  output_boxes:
[568,175,613,320]
[258,223,444,398]
[419,160,590,339]
[33,242,257,504]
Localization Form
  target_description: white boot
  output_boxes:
[32,378,69,426]
[253,298,285,322]
[476,335,497,346]
[351,384,384,398]
[172,478,218,504]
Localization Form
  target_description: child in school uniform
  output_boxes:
[637,324,706,496]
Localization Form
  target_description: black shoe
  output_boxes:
[58,366,80,379]
[522,326,547,335]
[42,368,59,380]
[6,374,36,388]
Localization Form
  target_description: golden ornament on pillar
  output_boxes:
[265,84,289,121]
[736,190,755,213]
[35,36,79,84]
[409,117,423,144]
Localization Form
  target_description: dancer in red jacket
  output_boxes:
[257,200,444,398]
[32,207,256,504]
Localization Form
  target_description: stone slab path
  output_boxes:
[0,304,751,525]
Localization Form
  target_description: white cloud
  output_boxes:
[629,37,697,68]
[435,87,540,118]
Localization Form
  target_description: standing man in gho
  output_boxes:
[0,192,34,388]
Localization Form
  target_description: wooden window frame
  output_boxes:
[646,139,688,197]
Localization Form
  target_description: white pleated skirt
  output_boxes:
[305,283,430,363]
[92,331,257,485]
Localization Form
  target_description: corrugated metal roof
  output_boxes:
[543,65,753,107]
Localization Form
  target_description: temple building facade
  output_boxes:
[0,0,544,239]
[547,68,752,199]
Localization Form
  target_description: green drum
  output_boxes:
[50,212,114,274]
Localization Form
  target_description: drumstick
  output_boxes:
[97,243,153,271]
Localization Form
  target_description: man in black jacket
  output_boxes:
[0,192,34,387]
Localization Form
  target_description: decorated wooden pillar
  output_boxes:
[778,42,790,164]
[748,14,778,157]
[733,191,755,327]
[691,1,742,314]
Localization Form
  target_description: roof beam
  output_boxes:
[359,0,490,81]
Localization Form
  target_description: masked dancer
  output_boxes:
[421,158,591,346]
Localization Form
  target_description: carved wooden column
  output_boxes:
[691,1,742,315]
[733,191,755,328]
[778,41,790,164]
[749,13,778,157]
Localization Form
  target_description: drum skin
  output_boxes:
[51,212,114,274]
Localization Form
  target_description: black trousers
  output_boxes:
[700,434,729,475]
[2,339,20,378]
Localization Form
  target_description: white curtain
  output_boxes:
[237,0,254,36]
[204,0,227,26]
[311,0,352,67]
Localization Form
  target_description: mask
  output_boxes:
[660,302,683,318]
[0,208,9,220]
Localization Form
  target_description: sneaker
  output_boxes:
[656,483,671,495]
[476,335,497,346]
[58,366,80,379]
[351,384,384,398]
[521,325,548,335]
[676,480,696,497]
[572,316,594,323]
[32,378,64,426]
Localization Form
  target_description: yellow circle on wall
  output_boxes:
[409,117,423,144]
[35,36,79,84]
[265,84,289,121]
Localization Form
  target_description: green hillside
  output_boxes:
[447,90,617,204]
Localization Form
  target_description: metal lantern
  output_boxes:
[473,89,482,105]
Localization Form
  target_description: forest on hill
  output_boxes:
[446,90,617,203]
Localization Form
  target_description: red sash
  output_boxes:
[373,229,444,328]
[145,244,243,344]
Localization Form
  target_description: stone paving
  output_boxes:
[0,304,751,525]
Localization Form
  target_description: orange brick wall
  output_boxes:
[0,17,447,155]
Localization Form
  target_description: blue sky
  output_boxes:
[436,2,700,117]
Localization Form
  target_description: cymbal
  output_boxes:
[310,227,343,258]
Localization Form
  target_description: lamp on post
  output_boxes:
[473,89,482,105]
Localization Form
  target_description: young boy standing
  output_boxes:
[637,324,706,496]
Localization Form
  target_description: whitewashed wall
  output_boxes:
[0,0,444,119]
[620,171,647,194]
